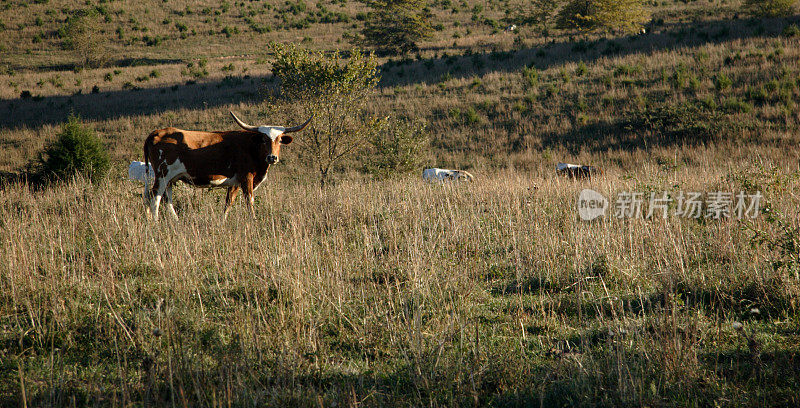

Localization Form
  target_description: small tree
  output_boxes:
[357,0,433,55]
[270,43,383,187]
[506,0,561,31]
[367,119,428,179]
[743,0,796,17]
[59,9,108,67]
[38,115,110,184]
[556,0,649,34]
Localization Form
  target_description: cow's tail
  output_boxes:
[142,132,156,206]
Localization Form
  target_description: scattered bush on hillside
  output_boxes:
[783,24,800,37]
[743,0,796,17]
[505,0,560,30]
[270,43,384,187]
[576,61,588,76]
[714,72,732,92]
[35,114,110,184]
[721,97,753,113]
[58,9,108,67]
[356,0,433,55]
[626,102,727,143]
[522,65,539,87]
[556,0,650,34]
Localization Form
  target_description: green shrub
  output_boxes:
[576,61,588,76]
[671,62,689,89]
[688,74,701,93]
[59,9,108,67]
[627,101,727,142]
[182,60,209,79]
[721,97,752,113]
[357,0,433,54]
[556,0,650,33]
[142,35,162,46]
[271,43,378,100]
[559,68,571,83]
[698,95,717,110]
[367,119,428,178]
[38,115,109,183]
[522,65,539,87]
[221,26,238,37]
[783,24,800,37]
[714,72,732,92]
[464,106,480,124]
[747,86,769,103]
[613,63,641,77]
[743,0,796,17]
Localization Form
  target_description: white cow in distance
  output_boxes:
[128,161,154,182]
[422,168,475,182]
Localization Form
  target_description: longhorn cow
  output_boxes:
[143,112,311,220]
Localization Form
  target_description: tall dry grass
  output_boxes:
[1,161,798,405]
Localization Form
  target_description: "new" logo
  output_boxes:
[578,189,608,221]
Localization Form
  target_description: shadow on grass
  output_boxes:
[0,75,266,130]
[536,115,720,155]
[703,348,800,382]
[379,15,798,88]
[524,278,796,322]
[11,57,187,74]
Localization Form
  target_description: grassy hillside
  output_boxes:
[1,0,800,406]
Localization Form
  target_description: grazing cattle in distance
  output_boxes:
[556,162,602,180]
[128,161,153,183]
[143,111,312,220]
[422,168,475,182]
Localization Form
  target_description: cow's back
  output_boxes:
[149,128,228,150]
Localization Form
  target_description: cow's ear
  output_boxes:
[280,135,293,145]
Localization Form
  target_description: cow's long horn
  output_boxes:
[230,111,259,131]
[283,115,313,133]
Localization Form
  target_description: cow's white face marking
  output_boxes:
[257,126,286,141]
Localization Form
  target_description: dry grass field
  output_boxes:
[2,0,800,406]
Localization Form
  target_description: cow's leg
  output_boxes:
[149,177,168,220]
[241,174,256,218]
[165,185,178,221]
[223,186,239,221]
[151,158,187,221]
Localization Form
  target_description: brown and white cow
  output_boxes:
[143,111,311,220]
